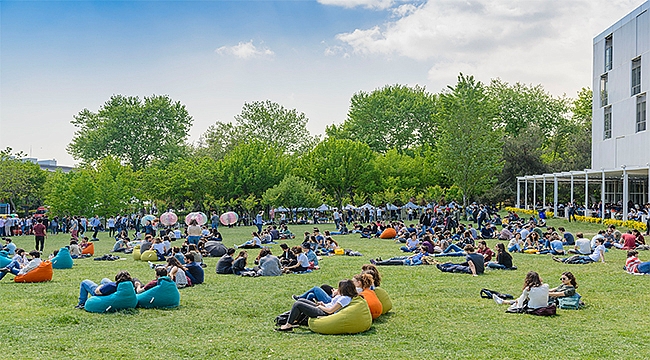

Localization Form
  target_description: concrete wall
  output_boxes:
[592,1,650,170]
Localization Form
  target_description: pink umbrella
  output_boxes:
[159,212,178,226]
[185,212,208,226]
[219,211,239,225]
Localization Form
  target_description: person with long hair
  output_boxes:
[493,271,549,310]
[186,219,202,246]
[487,243,515,270]
[232,250,248,275]
[277,279,358,331]
[361,264,382,287]
[548,272,578,301]
[235,232,262,249]
[166,256,188,288]
[353,273,382,319]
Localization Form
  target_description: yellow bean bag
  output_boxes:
[374,287,392,314]
[308,296,372,335]
[132,245,141,261]
[140,250,158,262]
[524,249,539,254]
[379,228,397,239]
[360,289,382,319]
[82,243,95,256]
[14,261,53,283]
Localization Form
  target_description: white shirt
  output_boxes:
[325,295,352,312]
[575,238,591,255]
[514,284,549,309]
[297,253,310,267]
[589,244,606,262]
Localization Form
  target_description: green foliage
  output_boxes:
[67,94,193,171]
[326,84,437,154]
[300,138,377,208]
[436,74,504,206]
[262,175,321,210]
[0,148,47,212]
[195,122,240,160]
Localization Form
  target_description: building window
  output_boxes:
[632,57,641,95]
[600,74,608,107]
[605,35,613,72]
[637,95,647,133]
[604,106,612,139]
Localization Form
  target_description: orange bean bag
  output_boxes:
[14,260,53,283]
[379,228,397,239]
[360,289,383,319]
[82,243,95,256]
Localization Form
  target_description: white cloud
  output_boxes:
[317,0,395,10]
[332,0,644,94]
[215,40,274,59]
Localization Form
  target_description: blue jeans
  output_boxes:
[487,262,506,269]
[298,286,332,303]
[437,263,471,274]
[0,260,21,280]
[78,278,111,305]
[637,261,650,274]
[256,223,262,233]
[508,244,521,252]
[400,246,417,252]
[443,244,464,253]
[187,236,200,246]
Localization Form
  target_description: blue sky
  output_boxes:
[0,0,645,165]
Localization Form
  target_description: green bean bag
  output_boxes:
[132,245,141,260]
[84,281,137,313]
[140,250,158,262]
[308,296,372,335]
[374,287,392,314]
[136,276,180,309]
[51,247,73,269]
[0,251,11,268]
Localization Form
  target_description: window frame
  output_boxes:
[603,106,612,140]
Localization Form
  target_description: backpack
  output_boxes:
[274,310,309,327]
[480,288,514,300]
[527,304,556,316]
[558,294,582,310]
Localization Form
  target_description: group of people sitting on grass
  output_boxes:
[0,249,42,281]
[492,270,580,312]
[276,264,384,331]
[216,241,320,276]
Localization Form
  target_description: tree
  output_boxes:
[234,100,318,154]
[262,175,321,210]
[44,169,97,217]
[67,94,193,171]
[300,138,377,208]
[195,122,241,160]
[435,74,504,207]
[326,84,438,154]
[93,157,137,217]
[0,148,47,213]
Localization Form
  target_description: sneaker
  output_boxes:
[552,257,562,263]
[148,261,155,269]
[369,259,377,265]
[234,244,238,249]
[75,304,85,309]
[292,295,300,301]
[492,294,504,305]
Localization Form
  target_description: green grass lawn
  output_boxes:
[1,217,649,359]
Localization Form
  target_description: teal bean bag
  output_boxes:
[374,287,392,314]
[0,251,11,268]
[85,281,137,313]
[136,276,180,309]
[140,250,158,262]
[308,296,373,335]
[51,247,74,269]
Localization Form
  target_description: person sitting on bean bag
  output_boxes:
[353,273,382,319]
[135,266,168,293]
[183,253,204,285]
[276,279,358,331]
[0,249,40,281]
[75,270,134,309]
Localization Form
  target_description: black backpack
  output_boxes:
[480,288,514,300]
[274,310,309,327]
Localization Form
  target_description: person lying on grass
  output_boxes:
[235,232,261,249]
[277,279,357,331]
[493,271,549,311]
[553,237,606,264]
[435,244,484,276]
[0,249,39,281]
[548,271,578,303]
[370,246,429,266]
[76,270,133,309]
[625,250,650,274]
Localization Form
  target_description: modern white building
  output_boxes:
[516,1,650,221]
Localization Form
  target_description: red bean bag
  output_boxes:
[379,228,397,239]
[360,289,383,319]
[82,243,95,256]
[14,260,53,283]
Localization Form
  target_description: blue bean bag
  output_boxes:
[85,281,137,313]
[0,251,11,268]
[51,247,74,269]
[136,276,180,309]
[308,296,372,335]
